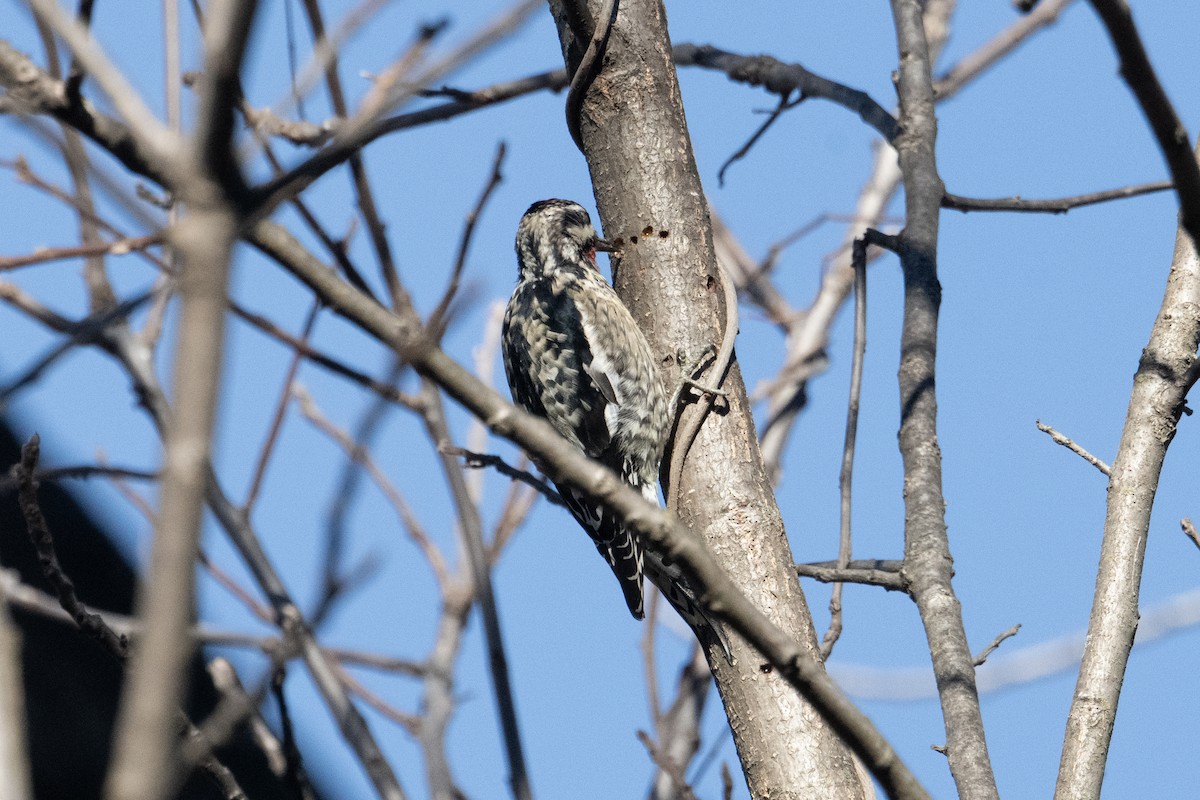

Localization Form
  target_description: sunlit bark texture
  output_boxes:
[546,1,867,796]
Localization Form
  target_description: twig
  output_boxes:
[751,229,896,406]
[820,236,869,660]
[294,386,450,586]
[310,357,408,627]
[709,205,800,332]
[1035,420,1112,476]
[24,0,181,181]
[717,93,798,187]
[564,0,619,152]
[337,664,421,734]
[243,304,320,511]
[0,569,426,675]
[207,659,287,778]
[673,44,900,143]
[1085,0,1200,251]
[11,435,127,655]
[648,646,711,800]
[0,463,156,493]
[796,560,908,592]
[428,141,507,337]
[933,0,1076,102]
[198,549,274,624]
[297,0,412,310]
[642,588,663,727]
[1182,518,1200,552]
[415,583,471,798]
[943,181,1171,214]
[637,730,700,800]
[441,446,564,506]
[229,304,423,411]
[756,0,1058,478]
[104,0,259,795]
[1057,138,1200,799]
[9,439,246,799]
[271,670,317,800]
[834,587,1200,700]
[0,289,155,404]
[665,256,738,506]
[466,302,507,504]
[421,382,532,800]
[753,211,903,284]
[973,624,1021,667]
[248,68,567,214]
[0,234,161,272]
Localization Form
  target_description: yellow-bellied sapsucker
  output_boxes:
[502,199,731,662]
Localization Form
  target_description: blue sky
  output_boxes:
[4,1,1200,798]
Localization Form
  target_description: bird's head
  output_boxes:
[515,199,613,279]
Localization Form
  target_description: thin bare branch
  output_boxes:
[943,181,1171,214]
[420,382,532,800]
[0,567,426,675]
[638,730,700,800]
[836,588,1200,701]
[933,0,1075,102]
[673,44,900,144]
[295,385,450,587]
[12,435,127,655]
[0,234,161,272]
[429,141,507,337]
[104,0,259,793]
[648,646,711,800]
[1084,0,1200,250]
[25,0,181,179]
[1056,137,1200,800]
[1182,518,1200,552]
[716,94,797,187]
[796,560,908,592]
[664,250,738,506]
[229,304,423,411]
[821,236,869,660]
[1035,420,1112,476]
[973,625,1021,667]
[887,0,998,796]
[441,446,564,507]
[297,0,420,309]
[243,304,320,511]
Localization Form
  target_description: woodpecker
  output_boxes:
[501,199,731,662]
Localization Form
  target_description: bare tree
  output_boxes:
[1,1,1198,799]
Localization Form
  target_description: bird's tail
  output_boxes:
[644,550,734,664]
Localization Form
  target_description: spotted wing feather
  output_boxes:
[502,278,647,618]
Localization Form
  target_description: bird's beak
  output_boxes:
[594,237,615,253]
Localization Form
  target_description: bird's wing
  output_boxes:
[502,278,646,619]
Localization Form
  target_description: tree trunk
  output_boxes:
[545,2,867,796]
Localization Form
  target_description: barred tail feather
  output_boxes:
[645,552,734,664]
[560,486,646,619]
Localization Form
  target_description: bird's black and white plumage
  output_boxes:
[501,199,731,661]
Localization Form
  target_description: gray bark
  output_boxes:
[545,2,867,797]
[1055,139,1200,800]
